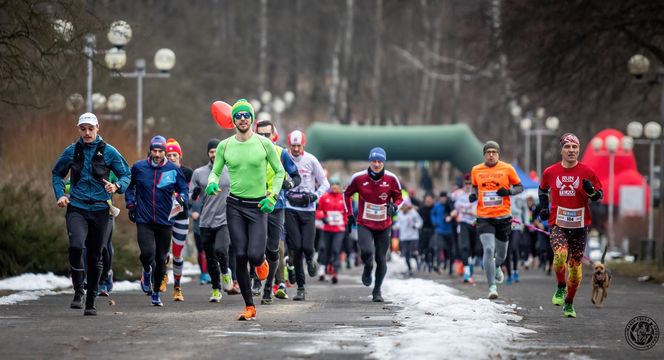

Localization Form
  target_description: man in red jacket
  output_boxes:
[317,177,347,284]
[344,147,403,302]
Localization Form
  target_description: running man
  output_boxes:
[125,135,189,307]
[469,141,523,299]
[284,130,330,301]
[344,147,403,302]
[395,198,422,276]
[191,138,233,303]
[164,138,194,301]
[255,120,301,304]
[206,99,285,321]
[316,176,347,283]
[535,133,602,318]
[52,113,130,315]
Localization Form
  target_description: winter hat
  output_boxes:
[231,98,254,122]
[77,112,98,127]
[288,130,307,146]
[560,133,580,147]
[165,138,182,157]
[483,141,500,154]
[439,191,448,198]
[368,147,387,162]
[207,138,220,152]
[150,135,167,151]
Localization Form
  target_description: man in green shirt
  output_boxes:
[207,99,285,321]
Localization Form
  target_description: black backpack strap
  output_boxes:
[70,141,84,185]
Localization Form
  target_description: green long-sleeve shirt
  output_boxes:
[208,134,285,198]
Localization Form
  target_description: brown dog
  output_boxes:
[591,246,611,308]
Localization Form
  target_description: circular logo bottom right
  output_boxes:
[625,316,660,351]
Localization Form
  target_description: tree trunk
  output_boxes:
[339,0,354,124]
[258,0,269,95]
[372,0,384,125]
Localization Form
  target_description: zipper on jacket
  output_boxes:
[153,168,157,223]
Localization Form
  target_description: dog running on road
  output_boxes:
[591,245,611,308]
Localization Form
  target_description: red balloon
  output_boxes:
[210,101,233,129]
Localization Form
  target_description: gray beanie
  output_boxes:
[483,141,500,154]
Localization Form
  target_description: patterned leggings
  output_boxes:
[550,226,588,304]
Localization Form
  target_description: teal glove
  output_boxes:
[258,196,276,213]
[205,182,220,196]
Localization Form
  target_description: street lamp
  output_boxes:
[518,109,559,176]
[254,90,295,141]
[628,53,664,267]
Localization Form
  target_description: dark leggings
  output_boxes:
[400,240,418,271]
[137,223,172,294]
[319,231,345,273]
[458,222,478,266]
[66,206,109,298]
[265,209,284,290]
[227,198,267,307]
[358,225,391,294]
[202,225,230,290]
[504,230,521,277]
[100,217,114,282]
[285,209,316,288]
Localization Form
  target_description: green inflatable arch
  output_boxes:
[305,123,485,172]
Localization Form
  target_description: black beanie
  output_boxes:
[207,138,220,152]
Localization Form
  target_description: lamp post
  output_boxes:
[112,49,176,158]
[628,54,664,267]
[253,90,295,141]
[519,111,559,176]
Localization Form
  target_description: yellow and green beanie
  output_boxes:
[231,99,255,123]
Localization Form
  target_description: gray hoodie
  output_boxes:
[190,162,230,228]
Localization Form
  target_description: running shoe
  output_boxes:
[209,288,222,303]
[199,272,212,285]
[552,287,566,306]
[141,269,152,295]
[98,282,109,297]
[287,265,296,285]
[256,260,269,281]
[513,271,520,283]
[160,274,168,293]
[70,290,85,309]
[495,267,504,284]
[151,292,163,307]
[506,275,513,285]
[252,278,262,297]
[563,302,576,318]
[307,259,318,278]
[237,305,256,321]
[107,270,114,292]
[274,283,288,299]
[83,306,97,316]
[488,284,498,299]
[227,281,241,295]
[372,291,384,302]
[463,273,473,284]
[222,270,233,292]
[293,287,305,301]
[362,265,373,287]
[331,274,338,284]
[173,286,184,301]
[261,290,273,305]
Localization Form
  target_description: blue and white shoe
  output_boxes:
[506,275,513,285]
[106,270,114,292]
[199,272,212,285]
[151,292,163,306]
[98,282,109,296]
[141,269,152,295]
[513,271,520,283]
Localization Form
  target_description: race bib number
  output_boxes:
[363,202,387,222]
[555,206,584,229]
[327,211,344,226]
[482,191,503,207]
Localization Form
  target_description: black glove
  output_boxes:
[307,193,318,203]
[322,216,329,225]
[533,205,549,221]
[387,203,397,217]
[347,214,355,225]
[468,193,477,203]
[191,187,201,200]
[582,179,595,196]
[539,208,550,221]
[175,195,185,207]
[496,187,511,197]
[128,207,136,223]
[282,178,295,190]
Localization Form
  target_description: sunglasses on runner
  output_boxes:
[233,112,252,120]
[257,132,272,138]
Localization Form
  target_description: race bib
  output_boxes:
[327,211,344,226]
[482,191,503,207]
[363,202,387,222]
[555,206,584,229]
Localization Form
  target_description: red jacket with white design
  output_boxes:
[316,191,347,232]
[344,169,403,231]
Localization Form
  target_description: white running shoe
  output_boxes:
[222,269,233,292]
[495,267,504,284]
[488,285,498,299]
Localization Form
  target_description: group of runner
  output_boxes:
[52,100,602,319]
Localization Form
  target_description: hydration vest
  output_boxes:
[70,140,110,185]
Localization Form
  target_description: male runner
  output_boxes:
[126,135,189,307]
[51,113,130,315]
[191,138,233,303]
[535,133,602,318]
[206,99,285,320]
[469,141,523,299]
[284,130,330,301]
[344,147,403,302]
[255,120,301,304]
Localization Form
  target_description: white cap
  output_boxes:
[77,112,99,127]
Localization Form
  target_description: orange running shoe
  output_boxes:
[237,305,256,321]
[160,274,168,293]
[255,260,269,281]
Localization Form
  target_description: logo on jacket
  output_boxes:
[158,170,177,189]
[380,181,390,187]
[362,181,369,186]
[379,193,388,200]
[557,176,579,197]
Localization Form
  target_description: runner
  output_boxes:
[469,141,523,299]
[206,99,285,320]
[52,113,130,315]
[344,147,403,302]
[431,191,454,275]
[316,176,347,284]
[190,138,234,303]
[395,198,422,276]
[284,130,330,301]
[504,193,528,284]
[125,135,189,307]
[98,171,121,296]
[417,193,435,272]
[163,138,194,301]
[255,119,301,304]
[452,174,479,283]
[535,133,602,318]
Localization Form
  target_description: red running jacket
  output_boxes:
[344,169,403,231]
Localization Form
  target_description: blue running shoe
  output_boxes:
[513,271,520,283]
[151,292,163,306]
[98,282,108,296]
[506,275,513,285]
[141,268,152,295]
[107,269,114,292]
[199,272,212,285]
